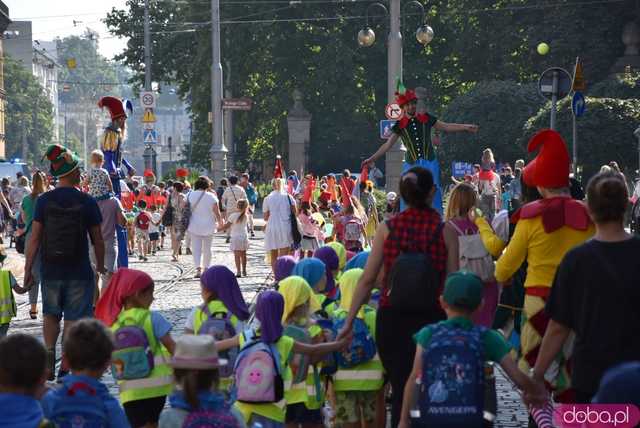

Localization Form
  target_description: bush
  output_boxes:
[590,73,640,100]
[519,97,640,181]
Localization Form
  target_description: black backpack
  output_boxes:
[386,223,443,313]
[42,200,86,264]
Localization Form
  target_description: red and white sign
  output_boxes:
[385,103,403,120]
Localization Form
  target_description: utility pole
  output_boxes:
[144,0,151,91]
[385,0,406,193]
[83,116,88,168]
[210,0,227,183]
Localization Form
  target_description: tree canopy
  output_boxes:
[4,58,54,165]
[105,0,631,174]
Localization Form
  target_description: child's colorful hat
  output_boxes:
[170,334,227,369]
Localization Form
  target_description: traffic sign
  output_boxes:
[222,98,252,111]
[379,120,396,139]
[143,122,155,130]
[452,162,473,177]
[538,67,572,100]
[140,91,156,109]
[572,91,586,117]
[385,103,403,120]
[142,109,156,123]
[572,57,586,92]
[143,129,157,144]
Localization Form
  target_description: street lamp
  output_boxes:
[357,0,434,192]
[357,1,434,48]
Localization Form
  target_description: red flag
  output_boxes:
[302,177,316,203]
[360,165,369,183]
[340,177,352,206]
[273,155,283,179]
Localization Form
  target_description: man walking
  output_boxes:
[23,144,105,381]
[222,176,247,243]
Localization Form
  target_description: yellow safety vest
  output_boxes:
[193,300,241,390]
[0,271,15,324]
[111,308,173,404]
[234,331,294,424]
[333,309,385,392]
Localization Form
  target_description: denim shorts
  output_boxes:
[42,279,95,320]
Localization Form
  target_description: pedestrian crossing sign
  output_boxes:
[143,129,157,144]
[142,109,156,123]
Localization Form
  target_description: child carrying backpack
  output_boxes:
[0,245,23,337]
[215,291,350,428]
[41,319,129,428]
[184,265,250,390]
[332,269,383,428]
[135,200,151,262]
[159,335,245,428]
[95,268,176,428]
[444,183,498,327]
[398,272,540,428]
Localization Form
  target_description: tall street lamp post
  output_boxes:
[358,0,433,192]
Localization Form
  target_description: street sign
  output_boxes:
[452,162,473,177]
[538,67,572,100]
[142,109,156,123]
[572,91,586,117]
[143,122,155,130]
[385,103,403,120]
[143,129,157,145]
[222,98,252,111]
[572,57,586,92]
[66,58,76,70]
[140,91,156,109]
[379,120,396,139]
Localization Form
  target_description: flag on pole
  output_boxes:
[273,155,283,179]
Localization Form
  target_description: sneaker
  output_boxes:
[139,255,144,261]
[236,273,242,278]
[143,257,148,262]
[250,232,255,238]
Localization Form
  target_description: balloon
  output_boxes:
[537,42,550,55]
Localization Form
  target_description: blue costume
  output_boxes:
[98,96,135,268]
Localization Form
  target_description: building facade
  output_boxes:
[0,2,10,160]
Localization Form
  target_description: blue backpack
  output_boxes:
[245,184,258,206]
[49,381,108,428]
[198,306,239,378]
[283,324,311,384]
[111,313,155,380]
[417,324,486,427]
[333,316,376,368]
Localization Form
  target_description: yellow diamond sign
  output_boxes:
[142,109,156,123]
[66,58,77,70]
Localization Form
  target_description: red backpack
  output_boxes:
[135,212,151,230]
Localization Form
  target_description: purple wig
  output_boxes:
[313,246,339,293]
[201,265,250,321]
[255,290,284,343]
[274,255,297,283]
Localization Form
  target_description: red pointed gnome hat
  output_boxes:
[274,155,284,179]
[395,89,417,107]
[98,96,127,121]
[522,129,570,188]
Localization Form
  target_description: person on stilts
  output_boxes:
[98,96,136,268]
[362,82,478,213]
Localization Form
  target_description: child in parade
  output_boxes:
[41,319,129,428]
[332,268,384,428]
[398,271,542,428]
[159,335,246,428]
[443,183,498,327]
[148,205,161,255]
[184,265,250,391]
[298,201,324,258]
[215,290,350,428]
[0,244,24,337]
[224,199,250,278]
[134,200,151,261]
[274,255,297,289]
[85,149,113,200]
[0,334,50,428]
[95,268,176,428]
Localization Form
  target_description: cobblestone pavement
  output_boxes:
[5,231,529,427]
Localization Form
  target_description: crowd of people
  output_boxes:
[0,124,640,428]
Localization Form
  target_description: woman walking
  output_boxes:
[186,176,223,278]
[167,181,187,262]
[20,171,47,319]
[337,166,447,427]
[263,178,297,274]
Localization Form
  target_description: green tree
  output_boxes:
[4,58,54,165]
[105,0,630,173]
[519,97,640,180]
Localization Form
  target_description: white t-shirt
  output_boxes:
[187,190,219,236]
[479,172,501,196]
[228,212,248,239]
[149,212,161,234]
